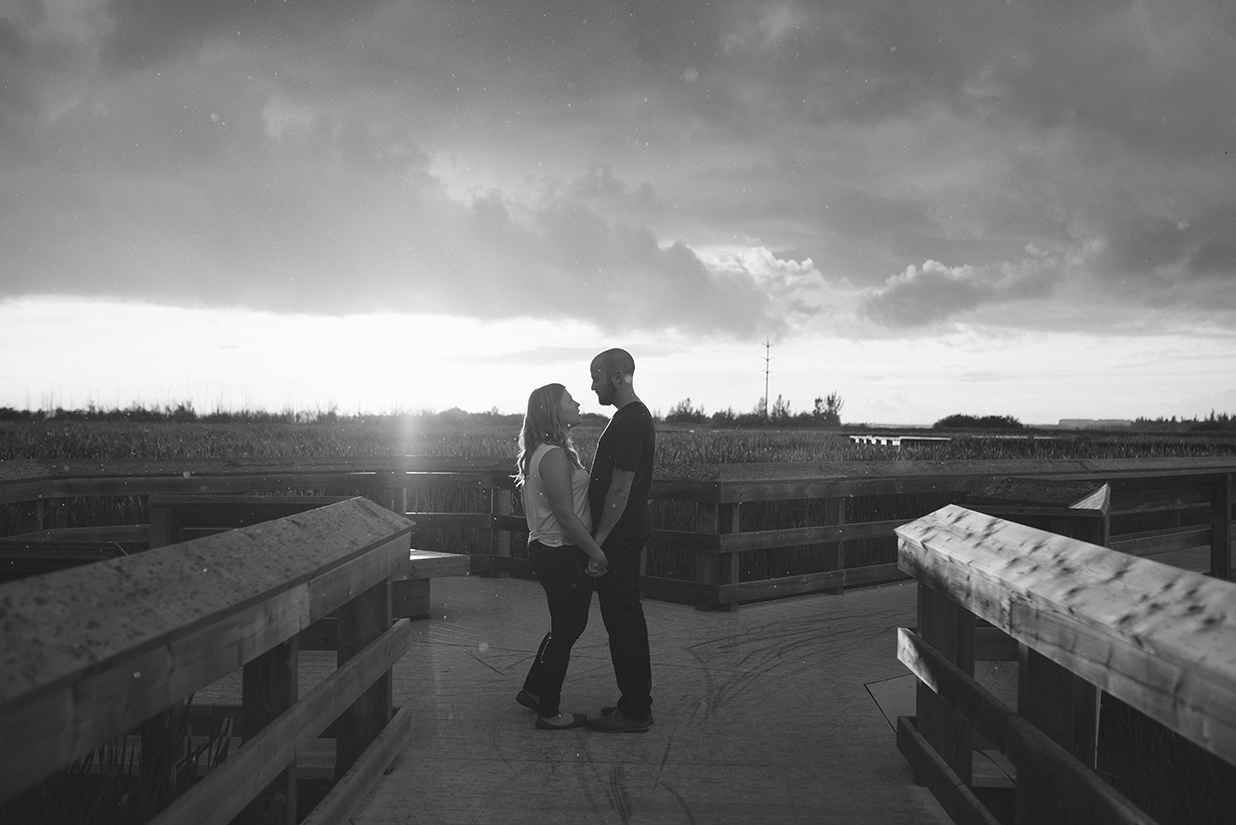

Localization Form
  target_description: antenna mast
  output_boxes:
[764,338,770,420]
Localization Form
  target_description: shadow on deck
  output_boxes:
[349,576,952,825]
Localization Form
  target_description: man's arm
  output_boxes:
[593,469,634,546]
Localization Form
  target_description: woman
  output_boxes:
[514,383,608,730]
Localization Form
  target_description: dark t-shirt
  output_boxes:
[589,400,656,542]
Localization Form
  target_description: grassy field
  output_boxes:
[4,417,1235,465]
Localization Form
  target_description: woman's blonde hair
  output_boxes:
[515,383,582,486]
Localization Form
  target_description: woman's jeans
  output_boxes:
[522,541,594,716]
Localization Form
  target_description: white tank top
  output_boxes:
[522,443,592,546]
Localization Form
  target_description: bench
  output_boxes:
[149,494,470,622]
[1,495,470,624]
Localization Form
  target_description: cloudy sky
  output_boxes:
[2,0,1234,424]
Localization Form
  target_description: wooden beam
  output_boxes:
[301,705,413,825]
[897,504,1236,768]
[896,716,1003,825]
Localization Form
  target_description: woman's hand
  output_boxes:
[586,554,607,578]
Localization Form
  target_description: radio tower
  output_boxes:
[764,338,770,420]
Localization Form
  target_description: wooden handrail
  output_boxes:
[0,496,414,819]
[897,504,1236,764]
[3,456,1233,608]
[896,504,1236,824]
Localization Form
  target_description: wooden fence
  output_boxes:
[0,497,415,825]
[1,457,1234,610]
[895,503,1236,824]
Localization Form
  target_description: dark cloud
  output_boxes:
[0,14,38,146]
[858,258,1062,327]
[99,0,384,70]
[3,0,1235,341]
[1087,202,1236,304]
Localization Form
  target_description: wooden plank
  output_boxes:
[336,579,393,779]
[1108,525,1210,557]
[301,705,413,825]
[240,638,299,825]
[0,498,411,802]
[916,582,974,785]
[0,524,149,546]
[404,512,493,530]
[404,549,470,578]
[715,563,906,604]
[648,528,720,553]
[896,717,1003,825]
[146,619,413,825]
[717,518,904,552]
[1212,473,1233,581]
[897,504,1236,767]
[975,625,1018,662]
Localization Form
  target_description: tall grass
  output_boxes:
[0,697,233,825]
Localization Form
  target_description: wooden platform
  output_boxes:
[348,576,951,824]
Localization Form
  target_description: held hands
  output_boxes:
[586,554,608,578]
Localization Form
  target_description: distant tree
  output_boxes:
[666,398,707,424]
[710,407,736,425]
[771,394,791,422]
[933,414,1024,430]
[813,392,844,426]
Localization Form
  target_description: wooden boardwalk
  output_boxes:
[348,576,951,825]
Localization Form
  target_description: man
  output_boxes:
[584,348,656,733]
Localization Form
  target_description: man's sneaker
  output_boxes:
[516,690,540,712]
[601,706,654,725]
[586,708,650,733]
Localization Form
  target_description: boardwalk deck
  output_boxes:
[347,576,950,825]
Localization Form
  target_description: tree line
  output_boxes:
[664,392,845,427]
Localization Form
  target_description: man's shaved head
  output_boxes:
[591,348,635,377]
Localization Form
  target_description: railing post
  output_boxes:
[15,500,44,534]
[488,484,512,577]
[336,578,393,779]
[914,581,974,786]
[824,496,847,595]
[148,500,184,549]
[1211,472,1233,581]
[695,503,738,611]
[240,638,300,825]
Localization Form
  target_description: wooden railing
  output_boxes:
[1,456,1233,610]
[895,504,1236,824]
[0,497,415,824]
